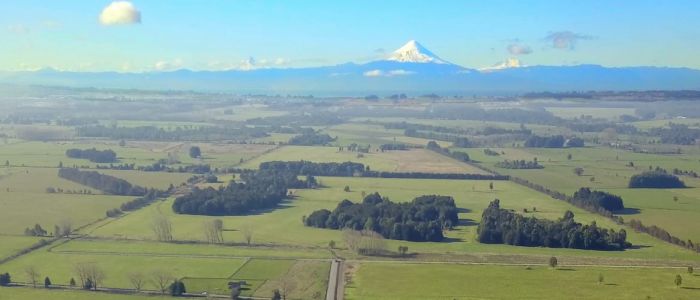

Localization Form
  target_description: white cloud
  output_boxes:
[388,69,415,76]
[99,1,141,26]
[507,43,532,55]
[363,69,384,77]
[363,69,415,77]
[154,59,183,71]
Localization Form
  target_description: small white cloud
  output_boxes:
[274,58,289,65]
[99,1,141,26]
[364,69,415,77]
[387,69,415,76]
[154,59,183,71]
[363,69,384,77]
[507,43,532,55]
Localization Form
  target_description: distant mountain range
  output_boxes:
[1,40,699,95]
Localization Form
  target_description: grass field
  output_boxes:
[0,287,173,300]
[0,235,42,260]
[0,191,130,235]
[241,145,487,174]
[345,262,700,300]
[463,146,700,243]
[88,176,698,262]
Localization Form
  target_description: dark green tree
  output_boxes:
[189,146,202,158]
[271,289,282,300]
[549,257,558,269]
[169,280,186,296]
[44,277,52,288]
[675,274,682,287]
[0,273,10,286]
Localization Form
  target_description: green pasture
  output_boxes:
[345,262,700,300]
[0,287,173,300]
[89,176,698,262]
[0,235,42,260]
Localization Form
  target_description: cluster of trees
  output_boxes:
[288,132,336,145]
[258,160,508,180]
[483,149,501,156]
[628,219,700,253]
[259,160,366,177]
[379,143,410,151]
[24,224,48,236]
[477,199,630,250]
[405,129,472,147]
[65,148,117,163]
[23,221,71,238]
[94,162,211,174]
[58,168,146,196]
[524,135,584,148]
[305,193,458,242]
[628,171,686,188]
[572,188,624,211]
[649,123,700,145]
[173,170,314,215]
[478,126,532,136]
[119,189,166,212]
[495,159,543,169]
[509,176,623,222]
[426,141,470,162]
[567,122,638,135]
[76,125,268,141]
[672,168,698,178]
[0,273,10,286]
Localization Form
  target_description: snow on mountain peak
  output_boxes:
[387,40,449,64]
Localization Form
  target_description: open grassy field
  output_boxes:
[0,139,275,169]
[96,169,190,190]
[0,167,100,194]
[241,145,487,174]
[545,106,636,120]
[463,146,700,243]
[0,191,130,235]
[345,262,700,300]
[88,176,698,262]
[0,235,42,260]
[0,287,173,300]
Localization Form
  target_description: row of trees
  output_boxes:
[649,123,700,145]
[628,219,700,253]
[524,135,584,148]
[58,168,146,196]
[305,193,459,242]
[65,148,117,163]
[495,159,543,169]
[258,160,509,180]
[76,125,269,141]
[628,171,686,188]
[172,170,314,216]
[287,132,336,145]
[405,129,472,147]
[477,199,630,250]
[426,141,471,162]
[379,143,410,151]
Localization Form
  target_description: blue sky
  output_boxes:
[2,0,699,71]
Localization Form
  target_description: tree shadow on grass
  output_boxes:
[604,283,618,286]
[682,287,700,290]
[614,207,641,215]
[556,268,576,271]
[458,219,478,227]
[626,244,652,250]
[457,207,472,213]
[441,237,466,243]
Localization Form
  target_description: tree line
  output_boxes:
[405,129,472,147]
[426,141,471,162]
[305,193,458,242]
[287,132,336,145]
[495,159,543,169]
[524,135,584,148]
[257,160,508,180]
[477,199,630,250]
[649,123,700,145]
[58,168,146,196]
[628,219,700,253]
[172,170,315,216]
[76,125,269,141]
[65,148,117,163]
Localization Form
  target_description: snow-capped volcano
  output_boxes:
[387,40,449,64]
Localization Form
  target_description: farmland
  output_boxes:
[1,90,699,299]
